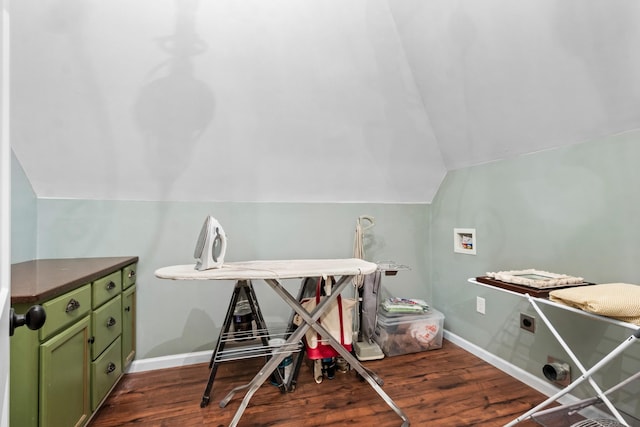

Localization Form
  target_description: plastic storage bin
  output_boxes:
[374,308,444,357]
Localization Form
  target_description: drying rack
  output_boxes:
[469,279,640,427]
[506,294,640,427]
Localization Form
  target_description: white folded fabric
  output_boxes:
[550,283,640,326]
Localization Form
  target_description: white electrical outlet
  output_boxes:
[476,296,486,314]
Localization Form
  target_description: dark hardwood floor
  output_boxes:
[89,340,550,427]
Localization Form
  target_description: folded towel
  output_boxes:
[549,283,640,326]
[381,298,429,313]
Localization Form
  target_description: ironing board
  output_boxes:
[469,278,640,426]
[156,259,410,427]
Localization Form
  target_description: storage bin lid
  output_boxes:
[377,307,444,327]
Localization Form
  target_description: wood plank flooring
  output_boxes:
[89,340,552,427]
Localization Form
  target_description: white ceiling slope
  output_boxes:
[9,0,640,203]
[388,0,640,170]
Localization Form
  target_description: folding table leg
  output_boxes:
[504,295,640,427]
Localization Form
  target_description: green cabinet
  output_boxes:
[10,257,138,427]
[39,316,91,427]
[122,284,136,368]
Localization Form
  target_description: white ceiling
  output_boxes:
[9,0,640,203]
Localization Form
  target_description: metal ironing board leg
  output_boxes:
[154,259,383,425]
[282,278,314,391]
[201,280,276,408]
[219,278,347,414]
[219,323,308,414]
[504,294,640,427]
[242,280,288,392]
[219,278,346,415]
[264,276,409,426]
[219,275,409,427]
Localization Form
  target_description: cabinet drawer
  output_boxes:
[92,295,122,359]
[40,284,91,341]
[91,336,122,411]
[92,270,122,309]
[122,263,137,289]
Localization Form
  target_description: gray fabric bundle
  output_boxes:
[360,270,382,342]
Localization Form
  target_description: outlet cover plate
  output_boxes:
[520,313,535,333]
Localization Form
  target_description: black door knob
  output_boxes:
[10,305,47,336]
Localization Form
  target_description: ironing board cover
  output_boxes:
[155,258,377,281]
[549,283,640,326]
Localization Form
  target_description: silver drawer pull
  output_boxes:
[106,281,116,291]
[65,299,81,313]
[106,317,117,328]
[105,362,117,374]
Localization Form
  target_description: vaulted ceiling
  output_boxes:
[10,0,640,203]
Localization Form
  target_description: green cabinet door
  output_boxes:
[39,315,91,427]
[121,285,136,368]
[10,303,40,427]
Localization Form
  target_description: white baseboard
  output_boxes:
[126,331,617,421]
[126,349,212,373]
[128,331,566,394]
[128,331,571,388]
[444,330,623,421]
[443,330,577,404]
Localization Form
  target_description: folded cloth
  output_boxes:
[381,297,429,314]
[549,283,640,326]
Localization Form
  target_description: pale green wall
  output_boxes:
[12,133,640,417]
[35,199,429,359]
[10,149,36,263]
[430,130,640,415]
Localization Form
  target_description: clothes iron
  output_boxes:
[194,215,227,270]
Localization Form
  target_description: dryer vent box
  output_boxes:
[454,228,476,255]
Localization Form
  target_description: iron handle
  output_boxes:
[124,306,131,312]
[105,362,117,374]
[128,270,136,279]
[106,317,117,328]
[65,298,80,313]
[106,281,116,291]
[9,305,46,336]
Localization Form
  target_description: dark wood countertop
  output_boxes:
[11,256,139,304]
